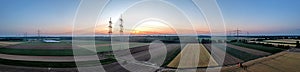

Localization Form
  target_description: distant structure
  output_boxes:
[23,32,27,41]
[247,32,250,36]
[119,15,124,35]
[37,29,41,40]
[43,39,60,43]
[235,28,241,39]
[296,41,300,48]
[108,17,113,36]
[107,15,124,36]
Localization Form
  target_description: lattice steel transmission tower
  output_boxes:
[235,28,241,40]
[108,17,113,36]
[119,15,124,35]
[37,29,41,40]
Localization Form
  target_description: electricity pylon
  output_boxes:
[119,15,124,35]
[108,17,112,36]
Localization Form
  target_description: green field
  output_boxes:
[230,42,284,54]
[0,41,148,56]
[214,44,260,61]
[95,43,148,52]
[0,48,94,56]
[0,58,116,68]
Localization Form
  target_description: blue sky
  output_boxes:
[0,0,80,35]
[0,0,299,36]
[217,0,300,34]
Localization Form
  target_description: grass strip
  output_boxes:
[0,58,117,68]
[0,48,94,56]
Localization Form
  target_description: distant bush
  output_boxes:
[201,39,211,44]
[230,40,238,42]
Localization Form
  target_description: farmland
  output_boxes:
[203,44,243,65]
[264,39,300,44]
[0,41,148,56]
[248,39,300,47]
[226,44,271,56]
[0,41,23,47]
[102,43,184,72]
[223,51,300,72]
[165,41,284,68]
[0,38,184,72]
[212,43,260,61]
[0,36,299,72]
[230,42,284,54]
[167,44,218,68]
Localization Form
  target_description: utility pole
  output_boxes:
[108,17,113,36]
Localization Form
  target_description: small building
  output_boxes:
[43,39,60,43]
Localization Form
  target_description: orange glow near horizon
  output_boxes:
[94,20,210,35]
[130,21,175,34]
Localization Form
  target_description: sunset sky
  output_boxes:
[0,0,300,36]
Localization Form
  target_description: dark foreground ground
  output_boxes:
[0,44,182,72]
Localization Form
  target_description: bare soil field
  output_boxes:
[0,41,23,47]
[103,43,183,72]
[222,51,300,72]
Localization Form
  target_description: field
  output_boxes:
[167,44,218,68]
[0,41,23,47]
[214,44,260,61]
[264,39,300,44]
[230,42,284,54]
[249,39,299,47]
[0,41,183,71]
[0,41,148,56]
[226,44,271,56]
[95,43,149,52]
[223,51,300,72]
[166,42,280,68]
[203,44,243,65]
[0,58,115,68]
[102,43,183,72]
[0,38,298,71]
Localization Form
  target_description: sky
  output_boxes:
[0,0,300,36]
